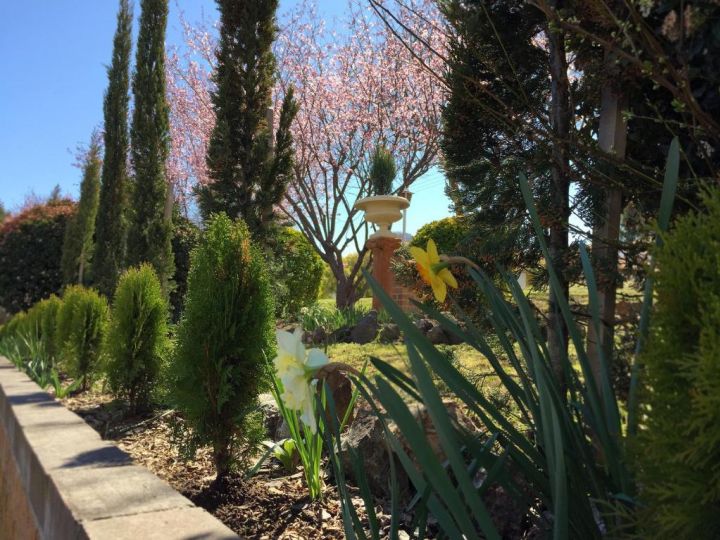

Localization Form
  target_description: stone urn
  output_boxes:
[354,195,410,239]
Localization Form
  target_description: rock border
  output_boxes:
[0,356,238,540]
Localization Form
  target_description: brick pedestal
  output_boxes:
[367,236,415,312]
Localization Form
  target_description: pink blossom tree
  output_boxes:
[166,1,446,307]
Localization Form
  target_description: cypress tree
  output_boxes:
[94,0,132,297]
[61,131,102,285]
[127,0,174,291]
[197,0,298,240]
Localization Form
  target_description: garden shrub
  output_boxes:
[169,213,201,320]
[395,216,492,322]
[56,285,109,390]
[410,216,468,254]
[0,199,76,313]
[172,214,275,479]
[270,228,324,317]
[27,295,63,364]
[637,188,720,538]
[106,264,170,413]
[369,146,396,195]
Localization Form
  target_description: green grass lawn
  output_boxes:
[326,341,509,394]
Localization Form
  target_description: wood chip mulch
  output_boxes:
[61,392,372,539]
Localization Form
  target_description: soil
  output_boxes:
[61,391,542,539]
[61,392,366,539]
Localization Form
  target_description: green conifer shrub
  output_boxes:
[369,146,396,196]
[172,214,275,480]
[56,286,109,390]
[61,132,101,285]
[127,0,174,289]
[94,0,132,297]
[637,187,720,538]
[169,213,201,320]
[270,228,324,317]
[197,0,298,241]
[106,264,170,413]
[37,295,62,364]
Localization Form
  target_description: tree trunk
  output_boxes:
[213,438,231,483]
[546,2,572,389]
[587,76,627,394]
[335,272,358,309]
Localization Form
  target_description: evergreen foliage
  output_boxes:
[37,295,62,365]
[638,188,720,538]
[62,132,102,285]
[368,146,396,196]
[106,264,170,413]
[172,214,275,479]
[397,216,489,322]
[0,199,76,313]
[411,217,469,255]
[440,0,550,273]
[56,285,109,390]
[94,0,132,297]
[127,0,174,290]
[169,212,201,320]
[270,227,324,317]
[197,0,298,240]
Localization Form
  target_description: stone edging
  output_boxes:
[0,356,239,539]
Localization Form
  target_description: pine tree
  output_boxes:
[94,0,132,297]
[61,131,102,285]
[127,0,174,290]
[197,0,298,240]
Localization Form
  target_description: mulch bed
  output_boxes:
[61,392,369,539]
[61,391,542,539]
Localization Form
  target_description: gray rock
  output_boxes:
[426,324,448,345]
[351,310,379,344]
[378,323,401,343]
[303,325,328,345]
[330,326,353,344]
[414,318,434,335]
[258,393,288,441]
[340,413,409,500]
[445,327,464,345]
[439,312,465,345]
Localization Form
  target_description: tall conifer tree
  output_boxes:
[197,0,298,240]
[127,0,174,290]
[94,0,132,297]
[61,131,102,285]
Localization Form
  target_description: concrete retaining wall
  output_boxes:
[0,357,238,539]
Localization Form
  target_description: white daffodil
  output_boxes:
[273,328,329,433]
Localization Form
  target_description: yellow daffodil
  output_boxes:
[409,238,458,303]
[274,327,329,433]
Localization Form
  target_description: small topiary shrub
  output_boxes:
[637,188,720,538]
[395,216,490,319]
[56,285,109,390]
[106,264,170,413]
[369,146,396,195]
[172,214,275,479]
[410,216,468,254]
[0,199,76,313]
[35,295,62,364]
[270,228,324,317]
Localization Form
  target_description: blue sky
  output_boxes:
[0,0,452,235]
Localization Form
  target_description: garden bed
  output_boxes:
[60,392,382,539]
